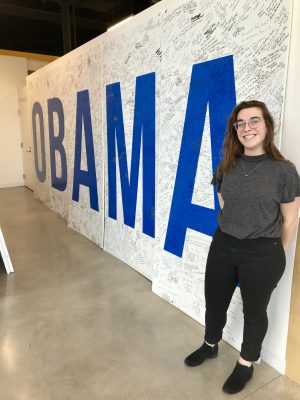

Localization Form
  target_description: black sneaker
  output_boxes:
[184,342,218,367]
[222,362,254,394]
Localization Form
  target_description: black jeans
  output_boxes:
[204,228,286,361]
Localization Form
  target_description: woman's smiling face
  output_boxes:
[235,107,267,156]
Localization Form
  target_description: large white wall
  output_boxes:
[26,0,297,374]
[0,56,27,188]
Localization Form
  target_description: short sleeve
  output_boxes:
[211,172,223,193]
[211,163,223,193]
[216,174,223,193]
[281,165,300,203]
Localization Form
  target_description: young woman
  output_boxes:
[184,100,300,394]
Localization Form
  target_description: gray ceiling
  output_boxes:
[0,0,161,56]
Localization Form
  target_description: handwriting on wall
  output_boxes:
[27,0,291,360]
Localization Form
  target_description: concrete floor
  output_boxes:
[1,187,300,400]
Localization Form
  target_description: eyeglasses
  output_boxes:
[233,117,262,131]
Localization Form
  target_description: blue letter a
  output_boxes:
[106,72,155,237]
[164,55,236,257]
[72,90,99,211]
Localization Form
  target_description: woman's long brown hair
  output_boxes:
[213,100,289,183]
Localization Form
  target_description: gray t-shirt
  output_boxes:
[216,154,300,239]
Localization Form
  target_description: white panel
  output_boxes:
[153,0,292,358]
[65,41,104,247]
[102,10,162,279]
[27,38,104,246]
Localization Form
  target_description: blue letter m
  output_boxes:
[106,72,155,238]
[164,55,236,257]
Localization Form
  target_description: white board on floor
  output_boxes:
[0,228,14,274]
